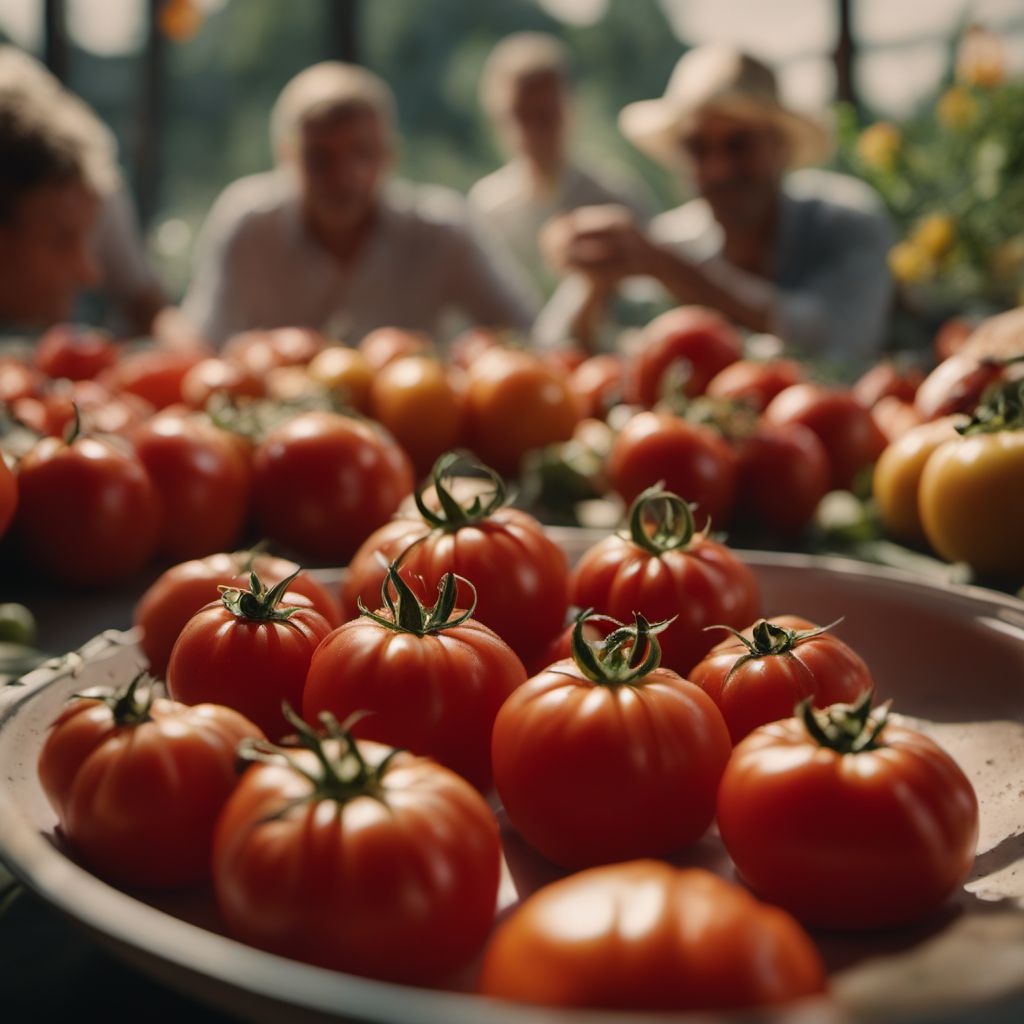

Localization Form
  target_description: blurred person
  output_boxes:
[537,45,895,366]
[469,32,650,296]
[183,61,537,347]
[0,46,168,337]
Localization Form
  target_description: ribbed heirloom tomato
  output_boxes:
[689,616,875,743]
[38,675,262,888]
[213,713,500,983]
[342,453,569,667]
[717,693,979,929]
[305,564,526,790]
[570,486,760,675]
[480,861,826,1011]
[166,571,331,739]
[491,612,731,868]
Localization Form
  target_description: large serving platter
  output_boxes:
[2,546,1024,1024]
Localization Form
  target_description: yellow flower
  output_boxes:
[956,25,1006,88]
[888,241,935,284]
[937,87,978,131]
[857,122,901,171]
[913,215,956,259]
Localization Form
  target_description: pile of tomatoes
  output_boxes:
[34,462,980,1014]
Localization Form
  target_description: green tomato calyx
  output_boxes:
[238,704,403,810]
[958,376,1024,436]
[708,617,841,682]
[358,561,478,636]
[570,609,672,686]
[413,450,506,531]
[627,484,700,556]
[74,671,157,727]
[219,570,304,623]
[798,689,890,754]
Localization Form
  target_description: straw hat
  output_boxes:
[619,45,830,169]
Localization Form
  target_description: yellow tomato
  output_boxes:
[307,346,374,412]
[873,416,964,543]
[919,430,1024,576]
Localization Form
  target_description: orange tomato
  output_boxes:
[306,345,374,411]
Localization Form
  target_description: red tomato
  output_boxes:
[717,694,979,929]
[627,306,742,406]
[732,422,830,536]
[852,360,924,408]
[224,327,325,376]
[14,429,160,585]
[0,456,17,538]
[705,358,803,412]
[448,327,501,371]
[103,348,209,409]
[358,326,431,370]
[689,615,874,743]
[492,612,732,868]
[305,565,525,790]
[607,411,737,530]
[166,572,332,739]
[0,358,40,403]
[480,861,826,1011]
[764,384,886,491]
[14,381,153,439]
[38,675,262,887]
[465,348,580,476]
[251,411,414,562]
[131,413,252,560]
[570,486,760,675]
[341,454,569,666]
[34,324,118,381]
[567,354,624,419]
[213,718,500,983]
[180,357,265,408]
[134,550,342,677]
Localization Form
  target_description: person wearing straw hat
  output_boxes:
[537,45,894,366]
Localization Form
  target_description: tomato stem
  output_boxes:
[570,609,672,686]
[958,377,1024,435]
[797,689,890,754]
[219,569,304,623]
[706,618,843,682]
[63,402,82,446]
[627,485,699,556]
[73,670,156,726]
[357,561,478,636]
[413,451,506,531]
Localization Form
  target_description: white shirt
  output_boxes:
[469,159,649,296]
[183,170,538,347]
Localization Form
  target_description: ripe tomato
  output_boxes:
[166,572,332,739]
[0,455,16,538]
[103,347,209,409]
[608,411,737,529]
[14,426,160,585]
[464,348,580,475]
[569,487,759,675]
[627,306,742,407]
[765,383,886,492]
[223,327,324,375]
[717,694,978,929]
[180,357,265,408]
[341,454,569,666]
[704,358,803,412]
[449,327,502,370]
[34,324,118,381]
[38,675,262,888]
[305,565,525,790]
[492,613,731,868]
[368,356,465,475]
[134,550,342,677]
[853,360,924,408]
[0,358,40,403]
[358,326,431,370]
[567,354,624,419]
[251,411,413,562]
[872,416,964,544]
[689,616,874,743]
[213,716,500,983]
[131,413,252,560]
[918,387,1024,575]
[479,861,826,1011]
[306,345,374,411]
[732,422,829,536]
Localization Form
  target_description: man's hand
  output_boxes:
[541,204,658,283]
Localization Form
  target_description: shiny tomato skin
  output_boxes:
[491,660,731,868]
[180,357,265,408]
[102,348,209,409]
[212,741,501,983]
[251,411,414,562]
[342,509,569,667]
[479,861,826,1011]
[34,324,118,381]
[705,358,804,412]
[765,384,887,491]
[14,435,160,586]
[306,346,374,411]
[134,552,343,677]
[918,430,1024,576]
[627,306,742,406]
[688,615,874,743]
[131,414,252,560]
[733,422,830,536]
[567,354,624,419]
[0,456,17,538]
[570,533,760,676]
[224,327,324,375]
[38,695,262,888]
[166,596,332,740]
[304,613,525,790]
[717,716,979,929]
[608,411,737,529]
[358,326,431,370]
[852,361,923,408]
